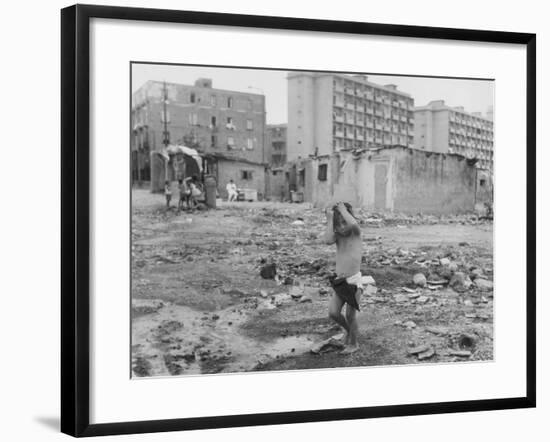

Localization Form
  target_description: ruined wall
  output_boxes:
[216,160,266,200]
[391,148,476,214]
[267,170,287,201]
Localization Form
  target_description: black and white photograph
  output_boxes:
[131,63,495,378]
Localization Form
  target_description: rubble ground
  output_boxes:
[131,189,494,377]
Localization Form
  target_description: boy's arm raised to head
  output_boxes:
[323,208,336,244]
[336,202,358,226]
[335,203,361,236]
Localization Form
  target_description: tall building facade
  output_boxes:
[287,72,415,161]
[414,100,494,170]
[131,79,267,179]
[265,124,287,167]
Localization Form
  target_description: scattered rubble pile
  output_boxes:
[131,197,494,376]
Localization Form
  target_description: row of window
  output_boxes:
[334,138,413,149]
[333,97,414,115]
[188,92,259,112]
[449,113,492,130]
[209,135,256,150]
[187,113,255,130]
[332,79,413,105]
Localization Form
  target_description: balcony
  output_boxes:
[345,87,355,95]
[334,130,344,137]
[400,116,407,123]
[409,118,414,124]
[366,121,374,128]
[375,137,383,144]
[383,97,391,105]
[346,103,355,110]
[375,96,383,103]
[374,122,383,130]
[392,114,399,121]
[383,124,391,132]
[356,104,365,112]
[334,99,344,107]
[365,92,374,100]
[334,83,344,93]
[356,90,364,98]
[345,116,354,124]
[366,136,374,143]
[400,128,407,135]
[365,107,374,114]
[356,119,364,127]
[356,133,364,141]
[374,109,383,117]
[345,131,354,140]
[392,100,399,107]
[399,101,407,109]
[334,114,344,123]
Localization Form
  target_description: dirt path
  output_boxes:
[131,190,493,377]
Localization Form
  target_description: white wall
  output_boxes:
[0,1,547,442]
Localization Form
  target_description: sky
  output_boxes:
[132,64,494,125]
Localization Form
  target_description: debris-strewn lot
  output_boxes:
[131,189,493,377]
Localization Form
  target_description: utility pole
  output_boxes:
[162,81,170,148]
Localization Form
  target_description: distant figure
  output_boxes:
[226,179,238,202]
[164,180,172,208]
[185,175,202,208]
[323,202,363,354]
[178,178,189,210]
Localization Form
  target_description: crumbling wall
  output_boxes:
[392,148,476,214]
[267,170,287,201]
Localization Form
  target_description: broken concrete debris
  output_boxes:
[417,347,436,360]
[473,278,493,290]
[449,272,472,292]
[260,263,277,279]
[413,273,427,287]
[311,336,345,354]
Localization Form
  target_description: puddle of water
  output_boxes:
[132,301,316,377]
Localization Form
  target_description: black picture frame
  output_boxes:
[61,4,536,437]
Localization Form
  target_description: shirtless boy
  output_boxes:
[323,202,363,354]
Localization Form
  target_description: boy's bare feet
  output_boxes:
[340,344,359,355]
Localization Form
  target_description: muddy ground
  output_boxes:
[131,189,494,377]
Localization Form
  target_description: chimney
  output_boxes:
[195,78,212,88]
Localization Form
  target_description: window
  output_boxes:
[247,138,254,150]
[190,92,196,103]
[246,119,253,130]
[298,168,305,187]
[227,136,234,147]
[211,135,217,148]
[241,170,253,180]
[211,116,217,127]
[188,113,198,125]
[227,97,233,108]
[318,164,328,181]
[227,117,233,125]
[210,95,216,106]
[480,179,486,187]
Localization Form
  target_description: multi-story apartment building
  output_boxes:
[131,78,267,180]
[287,72,415,161]
[414,100,494,170]
[265,124,287,167]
